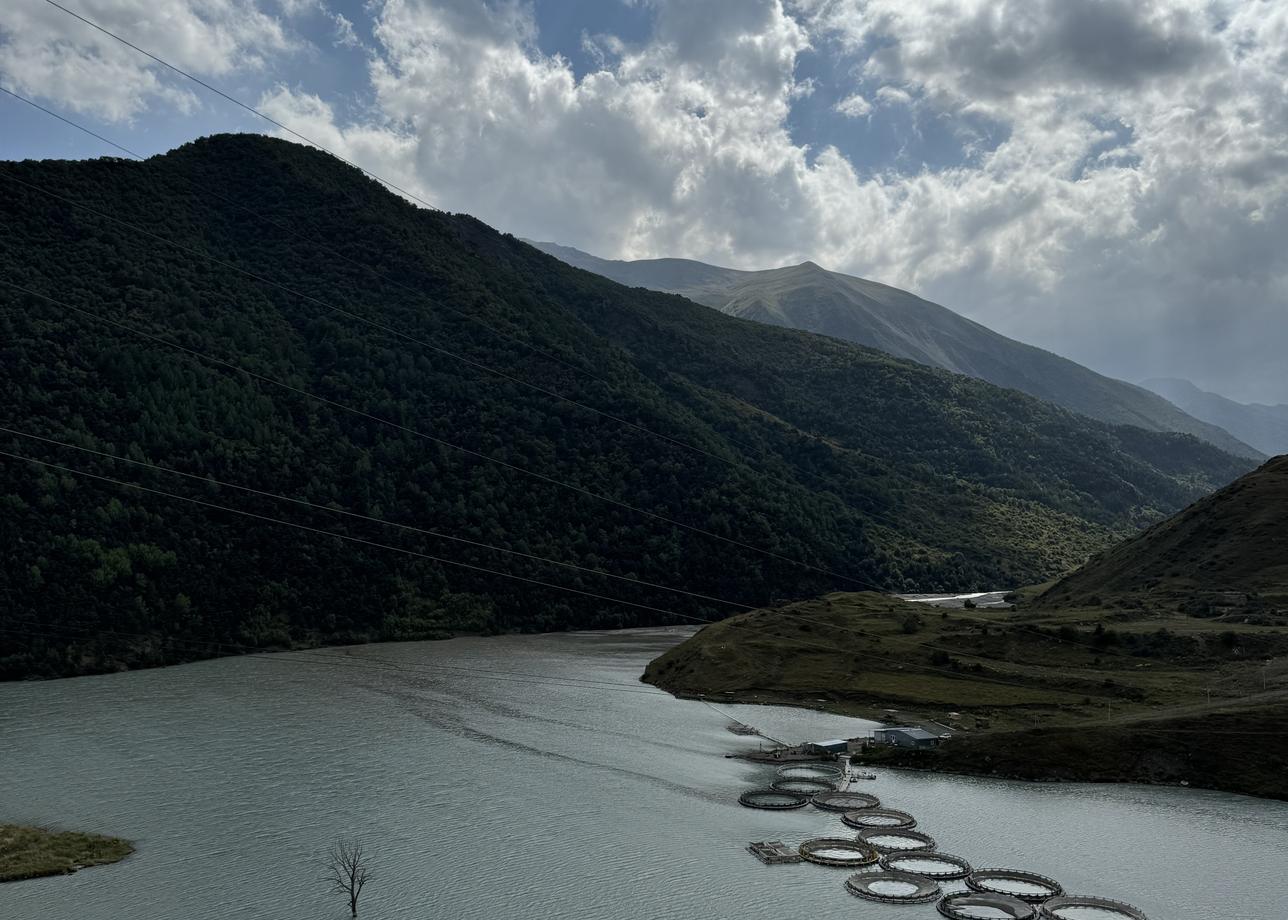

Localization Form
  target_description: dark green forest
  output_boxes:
[0,135,1250,678]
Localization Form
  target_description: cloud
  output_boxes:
[331,13,361,49]
[6,0,1287,401]
[254,0,1288,401]
[0,0,298,121]
[834,92,870,117]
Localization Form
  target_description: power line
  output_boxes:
[42,0,439,213]
[0,423,754,611]
[0,84,624,389]
[0,446,1103,697]
[0,43,919,578]
[0,446,705,621]
[0,422,1096,679]
[2,279,862,587]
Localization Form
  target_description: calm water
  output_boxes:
[3,628,1286,920]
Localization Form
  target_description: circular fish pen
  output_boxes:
[770,777,837,795]
[842,807,917,829]
[967,869,1064,904]
[881,851,973,881]
[738,789,809,810]
[856,827,937,853]
[797,837,879,868]
[810,790,881,812]
[845,869,941,904]
[775,763,844,781]
[938,892,1038,920]
[1040,896,1149,920]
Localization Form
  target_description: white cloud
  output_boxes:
[331,13,360,49]
[0,0,298,121]
[834,92,870,117]
[6,0,1287,401]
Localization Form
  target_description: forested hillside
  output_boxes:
[531,242,1260,459]
[0,135,1250,678]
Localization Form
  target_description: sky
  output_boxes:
[2,0,1286,403]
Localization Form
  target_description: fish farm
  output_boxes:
[731,721,1149,918]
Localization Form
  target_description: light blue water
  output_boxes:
[2,628,1286,919]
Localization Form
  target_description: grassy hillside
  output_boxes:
[1037,455,1288,610]
[531,242,1261,459]
[0,135,1251,678]
[643,591,1288,797]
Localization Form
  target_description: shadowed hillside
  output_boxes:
[0,135,1252,678]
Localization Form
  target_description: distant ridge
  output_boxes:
[1141,377,1288,457]
[529,241,1261,460]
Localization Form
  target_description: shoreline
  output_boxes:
[666,684,1288,803]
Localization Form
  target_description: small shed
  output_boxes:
[873,727,943,749]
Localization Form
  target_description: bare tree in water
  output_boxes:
[323,837,372,917]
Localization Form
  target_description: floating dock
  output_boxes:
[746,840,801,865]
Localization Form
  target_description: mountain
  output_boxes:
[1141,377,1288,457]
[529,242,1261,460]
[0,135,1252,679]
[1038,455,1288,609]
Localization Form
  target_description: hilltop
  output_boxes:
[530,242,1260,459]
[1037,455,1288,611]
[0,135,1252,678]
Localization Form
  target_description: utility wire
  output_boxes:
[2,279,860,587]
[11,12,1178,664]
[0,423,754,611]
[0,422,1096,679]
[0,85,623,388]
[42,0,439,213]
[0,446,1129,698]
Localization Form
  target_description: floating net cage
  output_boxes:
[856,827,937,853]
[770,777,837,795]
[880,851,972,881]
[797,837,880,868]
[775,762,844,781]
[938,892,1038,920]
[810,790,881,812]
[737,789,809,810]
[1039,895,1149,920]
[845,869,942,904]
[967,869,1064,904]
[841,807,918,829]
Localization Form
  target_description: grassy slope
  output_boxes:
[1037,455,1288,608]
[0,825,133,883]
[643,592,1288,797]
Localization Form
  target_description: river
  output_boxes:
[3,628,1286,919]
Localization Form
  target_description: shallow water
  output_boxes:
[3,627,1286,920]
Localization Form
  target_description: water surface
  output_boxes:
[3,628,1285,919]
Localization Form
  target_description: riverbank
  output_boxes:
[0,825,134,883]
[851,700,1288,801]
[643,591,1288,799]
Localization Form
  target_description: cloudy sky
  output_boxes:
[3,0,1286,402]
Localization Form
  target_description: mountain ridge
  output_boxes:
[1141,377,1288,457]
[0,134,1252,678]
[529,241,1261,460]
